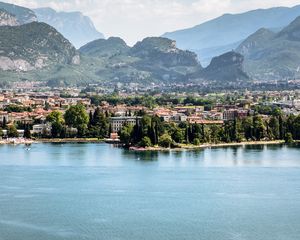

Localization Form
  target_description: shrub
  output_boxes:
[158,134,173,148]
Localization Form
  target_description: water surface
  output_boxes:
[0,144,300,240]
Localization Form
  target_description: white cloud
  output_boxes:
[3,0,300,45]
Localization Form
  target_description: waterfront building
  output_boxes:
[110,116,141,133]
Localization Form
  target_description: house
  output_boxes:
[32,124,52,136]
[223,109,249,121]
[110,116,141,133]
[0,111,9,123]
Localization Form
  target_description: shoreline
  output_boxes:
[129,140,288,152]
[1,139,296,151]
[0,138,105,145]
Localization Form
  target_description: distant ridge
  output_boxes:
[163,5,300,65]
[0,1,37,24]
[34,7,105,48]
[237,16,300,80]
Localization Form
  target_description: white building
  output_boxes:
[32,124,52,135]
[110,116,141,133]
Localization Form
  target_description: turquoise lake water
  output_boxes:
[0,143,300,240]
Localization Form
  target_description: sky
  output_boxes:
[3,0,300,45]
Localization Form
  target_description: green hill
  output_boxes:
[79,37,201,84]
[0,22,79,71]
[80,37,130,58]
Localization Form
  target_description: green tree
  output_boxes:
[242,117,253,140]
[0,128,4,139]
[2,117,7,129]
[7,125,18,138]
[171,127,184,143]
[24,124,31,139]
[139,136,152,148]
[64,104,89,137]
[158,133,173,148]
[193,138,201,146]
[119,124,134,147]
[268,116,280,140]
[253,116,266,141]
[285,132,294,144]
[47,111,65,138]
[47,111,64,124]
[293,116,300,140]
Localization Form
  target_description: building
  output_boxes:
[223,109,249,121]
[0,111,9,123]
[32,124,52,136]
[110,116,141,133]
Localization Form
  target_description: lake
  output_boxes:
[0,143,300,240]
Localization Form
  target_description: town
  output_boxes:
[0,83,300,147]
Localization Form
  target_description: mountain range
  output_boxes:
[34,8,104,48]
[163,5,300,66]
[0,1,104,49]
[0,21,79,71]
[1,1,300,87]
[237,16,300,80]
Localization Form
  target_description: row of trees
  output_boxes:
[45,104,109,139]
[0,104,109,139]
[119,113,300,148]
[90,94,214,109]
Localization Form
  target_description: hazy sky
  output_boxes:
[3,0,300,45]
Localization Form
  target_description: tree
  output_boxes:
[158,133,173,148]
[119,124,133,147]
[51,122,64,138]
[2,117,7,129]
[88,107,109,138]
[139,136,152,148]
[64,104,89,137]
[7,125,18,138]
[47,111,65,124]
[268,116,280,140]
[0,128,4,139]
[242,117,253,140]
[193,138,201,146]
[285,132,294,144]
[24,124,31,139]
[171,127,184,143]
[47,111,65,138]
[253,116,266,141]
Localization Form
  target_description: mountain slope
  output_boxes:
[34,7,104,49]
[163,5,300,65]
[0,21,79,71]
[237,16,300,80]
[0,1,37,24]
[80,37,130,57]
[0,8,19,26]
[79,37,201,84]
[192,51,249,83]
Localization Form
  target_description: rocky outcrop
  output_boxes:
[195,51,249,82]
[131,37,199,67]
[0,9,19,26]
[0,2,37,24]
